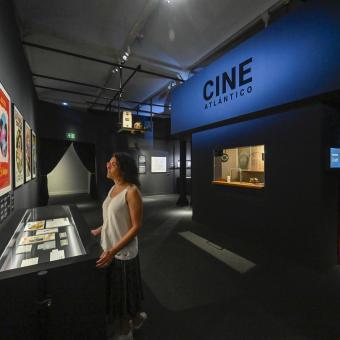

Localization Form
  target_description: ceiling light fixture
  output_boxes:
[61,102,69,106]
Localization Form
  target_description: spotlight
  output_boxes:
[122,54,128,61]
[61,102,68,106]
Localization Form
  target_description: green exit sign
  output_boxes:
[66,132,76,140]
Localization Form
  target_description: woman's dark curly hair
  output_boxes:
[113,152,140,188]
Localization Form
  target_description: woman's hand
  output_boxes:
[96,250,114,268]
[91,226,102,237]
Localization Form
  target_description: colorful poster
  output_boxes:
[0,82,11,197]
[32,131,37,178]
[13,106,24,187]
[25,121,31,182]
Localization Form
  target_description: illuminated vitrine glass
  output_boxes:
[0,205,86,272]
[213,144,265,189]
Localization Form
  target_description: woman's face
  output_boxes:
[106,156,120,179]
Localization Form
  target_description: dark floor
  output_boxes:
[49,194,340,340]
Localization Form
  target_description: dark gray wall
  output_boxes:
[0,0,38,211]
[36,102,178,199]
[192,102,338,269]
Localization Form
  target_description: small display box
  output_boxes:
[213,144,265,189]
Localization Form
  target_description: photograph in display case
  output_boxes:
[24,121,31,182]
[0,82,11,197]
[13,106,24,187]
[19,232,56,246]
[24,220,45,232]
[32,131,37,178]
[151,156,167,173]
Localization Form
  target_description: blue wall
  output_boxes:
[172,0,340,134]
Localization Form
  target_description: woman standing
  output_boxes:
[92,152,146,340]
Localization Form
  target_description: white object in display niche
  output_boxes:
[36,228,58,235]
[50,249,65,261]
[24,220,45,232]
[122,111,132,128]
[21,257,38,268]
[151,156,167,173]
[46,217,70,228]
[37,240,56,251]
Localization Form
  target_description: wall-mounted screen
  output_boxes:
[0,82,11,197]
[330,148,340,168]
[13,105,24,187]
[151,156,167,173]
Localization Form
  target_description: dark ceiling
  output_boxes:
[13,0,292,117]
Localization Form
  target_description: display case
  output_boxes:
[213,144,265,189]
[0,205,86,273]
[0,205,106,340]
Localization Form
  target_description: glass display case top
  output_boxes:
[213,144,265,189]
[0,205,86,273]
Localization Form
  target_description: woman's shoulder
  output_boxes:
[127,183,140,192]
[126,184,142,197]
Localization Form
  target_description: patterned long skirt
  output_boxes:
[106,255,144,319]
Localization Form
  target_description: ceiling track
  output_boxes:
[23,41,182,83]
[34,84,169,110]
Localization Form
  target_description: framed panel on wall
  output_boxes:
[138,155,146,164]
[137,154,146,174]
[0,82,12,197]
[13,105,24,188]
[32,131,37,179]
[151,156,167,173]
[138,165,146,174]
[24,121,32,182]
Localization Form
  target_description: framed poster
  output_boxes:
[13,105,24,187]
[0,82,12,197]
[151,156,167,173]
[32,131,37,179]
[24,121,32,182]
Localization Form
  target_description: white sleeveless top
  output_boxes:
[100,185,138,260]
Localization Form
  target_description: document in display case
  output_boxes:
[0,205,86,273]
